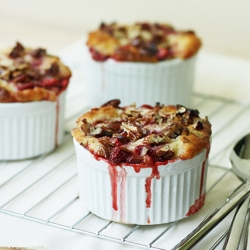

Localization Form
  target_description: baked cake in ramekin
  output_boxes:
[84,22,201,107]
[0,42,71,160]
[72,99,212,225]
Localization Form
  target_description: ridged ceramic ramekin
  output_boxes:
[74,139,209,225]
[0,92,66,160]
[83,46,197,107]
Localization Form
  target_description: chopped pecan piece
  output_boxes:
[131,36,144,47]
[114,134,130,144]
[107,121,121,131]
[9,42,24,58]
[90,127,104,136]
[193,120,204,130]
[46,63,59,76]
[26,69,40,79]
[96,145,109,158]
[188,124,204,138]
[1,70,10,80]
[155,144,174,159]
[98,136,113,146]
[144,133,171,145]
[191,130,204,138]
[177,105,186,114]
[80,119,92,134]
[31,48,46,58]
[0,87,10,101]
[127,155,143,164]
[12,74,28,83]
[121,122,143,142]
[101,99,121,108]
[145,43,158,56]
[187,108,199,117]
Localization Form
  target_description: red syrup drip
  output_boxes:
[186,193,206,216]
[147,216,151,224]
[186,145,210,217]
[142,160,177,209]
[145,166,160,208]
[199,144,211,197]
[199,158,206,198]
[108,165,118,211]
[132,166,141,173]
[95,154,177,213]
[55,95,60,147]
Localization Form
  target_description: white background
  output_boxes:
[0,0,250,58]
[0,1,250,249]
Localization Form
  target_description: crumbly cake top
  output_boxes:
[86,22,201,62]
[72,100,211,166]
[0,42,71,103]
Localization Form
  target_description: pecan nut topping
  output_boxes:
[0,42,71,102]
[72,100,212,166]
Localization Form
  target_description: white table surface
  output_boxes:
[0,20,250,250]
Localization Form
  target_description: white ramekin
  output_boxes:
[74,139,209,225]
[0,92,66,160]
[83,46,197,107]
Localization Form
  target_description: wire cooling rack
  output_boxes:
[0,50,250,249]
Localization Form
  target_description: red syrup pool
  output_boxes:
[186,193,206,216]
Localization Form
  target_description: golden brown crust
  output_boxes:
[72,101,212,165]
[0,42,71,103]
[5,87,57,102]
[168,32,202,59]
[75,106,121,124]
[87,31,119,56]
[86,22,201,62]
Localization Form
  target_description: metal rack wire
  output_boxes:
[0,54,250,249]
